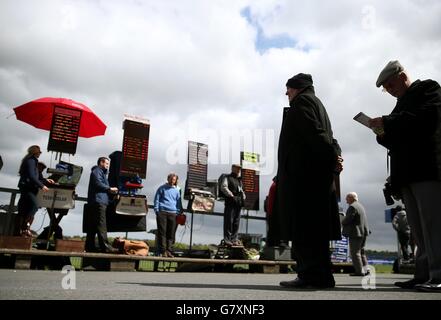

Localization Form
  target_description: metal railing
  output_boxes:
[0,187,19,235]
[0,187,266,238]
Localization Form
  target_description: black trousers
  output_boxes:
[15,189,39,235]
[398,231,411,260]
[223,204,241,242]
[156,211,177,254]
[85,203,111,252]
[292,238,334,285]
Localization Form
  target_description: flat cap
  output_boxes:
[376,60,404,88]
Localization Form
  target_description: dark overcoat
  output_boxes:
[269,86,342,244]
[377,80,441,190]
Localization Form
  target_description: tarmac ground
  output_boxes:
[1,268,440,300]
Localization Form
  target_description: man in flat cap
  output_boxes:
[270,73,343,289]
[369,60,441,292]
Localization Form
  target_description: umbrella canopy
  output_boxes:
[13,97,106,138]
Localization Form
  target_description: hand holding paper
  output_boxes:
[353,112,385,136]
[369,117,384,128]
[353,112,371,128]
[369,117,385,136]
[372,126,385,136]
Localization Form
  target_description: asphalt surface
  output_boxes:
[1,269,440,301]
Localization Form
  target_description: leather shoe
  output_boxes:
[280,277,335,289]
[415,280,441,292]
[102,247,119,254]
[84,247,99,253]
[223,240,233,247]
[394,278,427,289]
[165,250,175,258]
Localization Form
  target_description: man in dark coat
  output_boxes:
[271,73,343,289]
[220,164,245,246]
[85,157,119,253]
[369,60,441,292]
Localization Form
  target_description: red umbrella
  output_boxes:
[13,97,106,138]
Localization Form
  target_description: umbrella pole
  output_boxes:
[46,190,57,250]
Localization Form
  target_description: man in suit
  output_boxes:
[342,192,370,276]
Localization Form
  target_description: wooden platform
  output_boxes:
[0,248,360,274]
[0,248,297,272]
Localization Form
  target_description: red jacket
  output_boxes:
[267,181,276,216]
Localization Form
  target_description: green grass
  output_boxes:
[69,257,82,270]
[66,258,178,272]
[371,264,393,273]
[66,256,393,274]
[138,260,178,272]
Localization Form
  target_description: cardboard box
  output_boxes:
[55,239,85,252]
[0,236,32,250]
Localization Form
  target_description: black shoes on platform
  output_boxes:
[103,246,119,254]
[160,250,175,258]
[415,280,441,292]
[395,278,441,292]
[394,278,428,289]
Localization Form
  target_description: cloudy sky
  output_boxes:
[1,0,441,251]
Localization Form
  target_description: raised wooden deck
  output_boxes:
[0,248,358,275]
[0,248,299,272]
